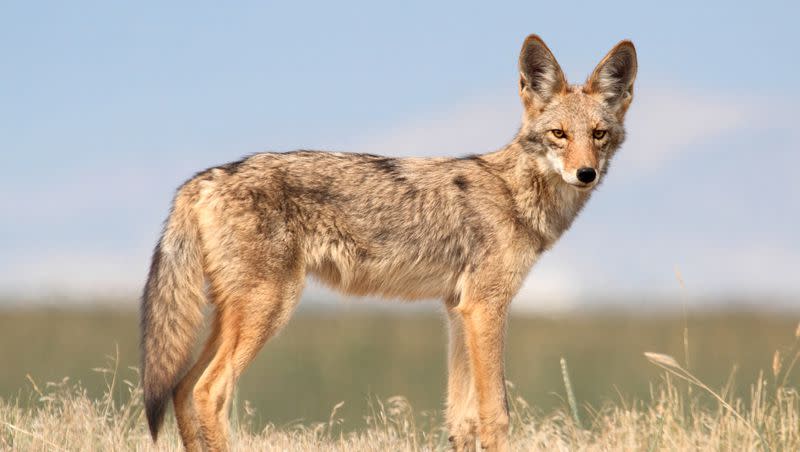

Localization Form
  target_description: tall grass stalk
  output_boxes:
[560,357,583,430]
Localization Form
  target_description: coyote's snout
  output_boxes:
[141,34,636,451]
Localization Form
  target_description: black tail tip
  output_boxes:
[145,394,167,442]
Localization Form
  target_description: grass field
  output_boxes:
[1,307,800,450]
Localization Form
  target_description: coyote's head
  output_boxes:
[517,35,637,190]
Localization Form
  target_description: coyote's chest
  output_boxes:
[516,180,590,252]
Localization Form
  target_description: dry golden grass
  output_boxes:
[3,328,800,452]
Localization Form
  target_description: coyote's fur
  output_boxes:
[141,34,637,451]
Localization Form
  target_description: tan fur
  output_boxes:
[140,34,637,451]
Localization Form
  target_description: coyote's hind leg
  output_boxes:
[173,314,221,452]
[191,268,304,451]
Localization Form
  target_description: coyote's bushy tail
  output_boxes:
[140,193,207,441]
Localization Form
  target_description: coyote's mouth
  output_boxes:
[567,181,596,191]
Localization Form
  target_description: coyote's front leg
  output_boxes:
[457,292,510,451]
[445,306,479,451]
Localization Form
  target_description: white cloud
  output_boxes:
[680,244,800,296]
[0,249,150,302]
[623,87,750,170]
[349,93,520,157]
[513,255,584,312]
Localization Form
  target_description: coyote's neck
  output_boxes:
[481,142,591,251]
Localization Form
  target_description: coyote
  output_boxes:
[141,34,637,451]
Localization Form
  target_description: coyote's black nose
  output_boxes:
[576,167,597,184]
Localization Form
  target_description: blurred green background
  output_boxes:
[1,307,797,430]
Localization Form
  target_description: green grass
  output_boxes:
[1,307,798,433]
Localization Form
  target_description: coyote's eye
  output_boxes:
[550,129,566,139]
[593,130,607,140]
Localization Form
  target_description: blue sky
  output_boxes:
[1,1,798,310]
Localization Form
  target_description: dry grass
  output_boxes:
[3,309,797,430]
[3,328,800,452]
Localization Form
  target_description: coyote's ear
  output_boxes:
[586,40,637,118]
[518,35,567,112]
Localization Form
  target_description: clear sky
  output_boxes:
[2,1,798,310]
